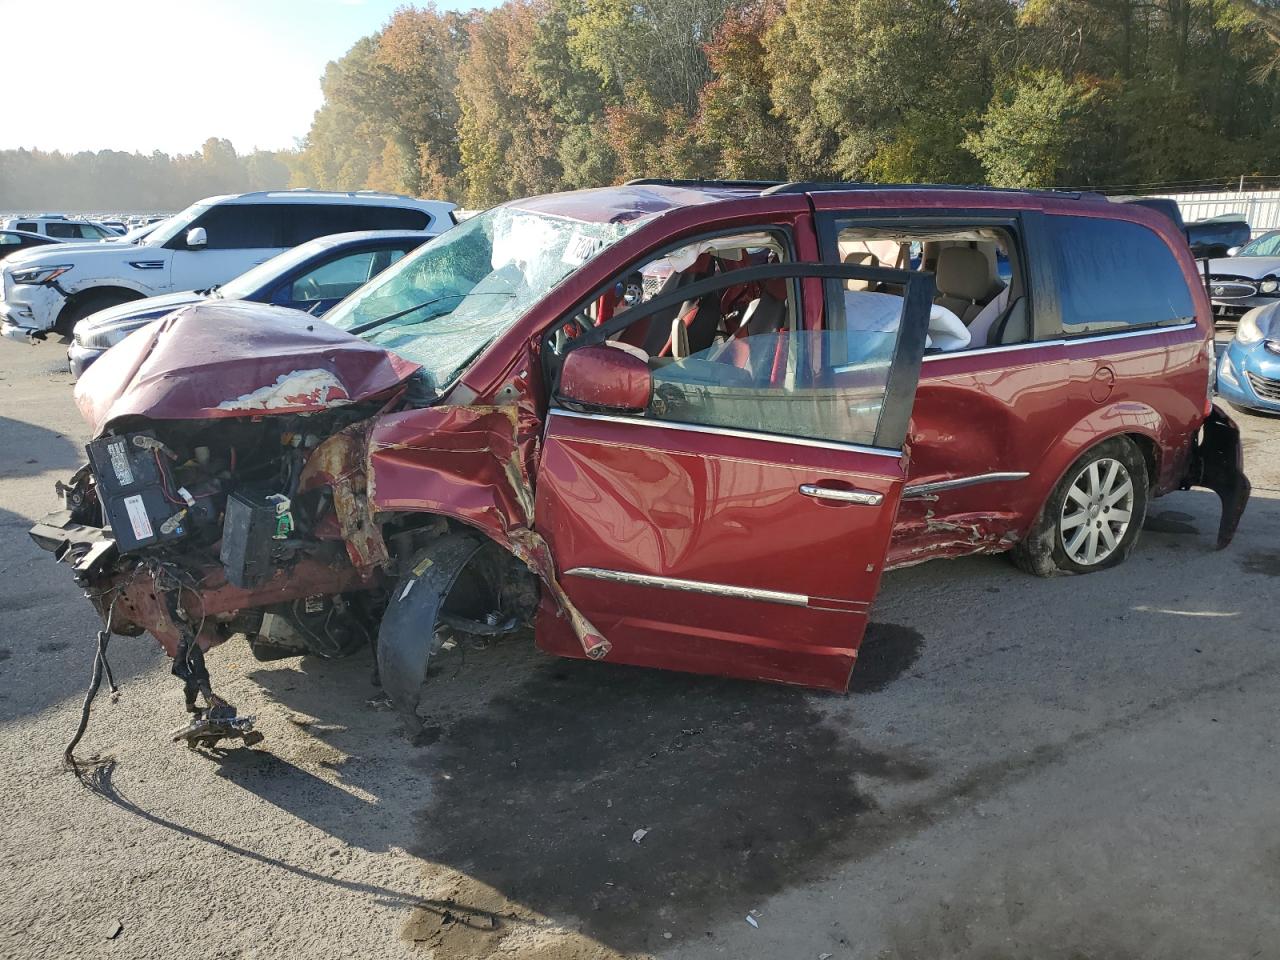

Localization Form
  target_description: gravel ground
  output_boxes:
[1,336,1278,960]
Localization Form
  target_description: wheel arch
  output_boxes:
[56,283,148,326]
[1033,401,1167,508]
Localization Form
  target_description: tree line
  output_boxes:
[0,139,291,213]
[5,0,1279,213]
[292,0,1280,207]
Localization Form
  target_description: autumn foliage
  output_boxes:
[286,0,1280,204]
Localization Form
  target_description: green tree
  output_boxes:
[695,0,792,179]
[964,71,1114,187]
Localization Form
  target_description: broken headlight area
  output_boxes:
[30,404,447,751]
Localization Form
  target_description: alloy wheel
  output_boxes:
[1059,457,1134,566]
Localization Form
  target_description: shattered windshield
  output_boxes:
[324,205,644,392]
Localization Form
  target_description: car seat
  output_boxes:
[934,246,1005,324]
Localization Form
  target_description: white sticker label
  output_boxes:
[107,440,134,487]
[122,494,154,542]
[562,231,604,267]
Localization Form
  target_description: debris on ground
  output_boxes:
[632,828,648,844]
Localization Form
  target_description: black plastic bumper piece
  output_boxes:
[1183,405,1251,549]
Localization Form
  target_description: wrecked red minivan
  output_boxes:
[31,181,1250,747]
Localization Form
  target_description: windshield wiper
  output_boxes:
[347,291,514,336]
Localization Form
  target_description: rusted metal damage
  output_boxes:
[886,511,1016,570]
[97,552,380,657]
[298,421,390,574]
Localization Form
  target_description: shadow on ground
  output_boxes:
[0,416,81,479]
[407,648,931,953]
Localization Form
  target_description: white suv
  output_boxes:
[0,190,456,340]
[0,215,116,242]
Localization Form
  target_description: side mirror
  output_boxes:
[1227,246,1241,257]
[185,227,207,250]
[556,344,651,413]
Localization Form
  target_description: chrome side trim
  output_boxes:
[799,483,884,505]
[1065,320,1197,344]
[565,566,809,607]
[902,471,1030,499]
[923,340,1065,362]
[549,408,902,458]
[922,321,1198,363]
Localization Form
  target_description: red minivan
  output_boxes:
[33,181,1249,747]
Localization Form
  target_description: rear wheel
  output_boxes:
[1011,437,1149,576]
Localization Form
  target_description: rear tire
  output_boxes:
[55,289,143,337]
[1011,437,1149,576]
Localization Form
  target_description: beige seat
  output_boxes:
[934,246,1004,324]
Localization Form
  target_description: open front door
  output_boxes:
[533,260,933,691]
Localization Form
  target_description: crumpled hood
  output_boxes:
[1207,256,1280,280]
[74,299,421,436]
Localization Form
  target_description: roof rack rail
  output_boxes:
[624,178,784,189]
[762,181,1089,199]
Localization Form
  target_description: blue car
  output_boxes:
[68,230,432,377]
[1217,301,1280,414]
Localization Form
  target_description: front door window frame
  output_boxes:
[553,259,934,451]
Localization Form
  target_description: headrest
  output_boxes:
[935,246,998,302]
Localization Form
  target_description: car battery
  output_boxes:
[220,491,293,588]
[85,431,190,553]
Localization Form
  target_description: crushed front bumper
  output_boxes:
[1,285,64,339]
[1182,405,1251,548]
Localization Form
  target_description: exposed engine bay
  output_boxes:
[33,398,540,753]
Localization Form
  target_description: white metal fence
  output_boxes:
[1151,190,1280,236]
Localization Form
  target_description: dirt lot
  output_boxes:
[2,337,1279,960]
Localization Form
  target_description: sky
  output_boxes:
[0,0,482,156]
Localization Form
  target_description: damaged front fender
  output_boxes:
[368,404,610,714]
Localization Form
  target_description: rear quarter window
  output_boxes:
[283,205,430,245]
[1047,215,1195,336]
[191,204,285,249]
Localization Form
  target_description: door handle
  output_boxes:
[799,483,883,505]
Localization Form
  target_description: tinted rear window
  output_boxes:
[283,204,430,245]
[1048,215,1196,335]
[191,204,285,248]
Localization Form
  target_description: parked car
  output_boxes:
[0,214,116,241]
[0,190,456,340]
[67,230,433,376]
[1216,301,1280,414]
[0,229,62,262]
[1204,229,1280,323]
[1113,197,1251,259]
[1187,213,1250,258]
[30,180,1248,748]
